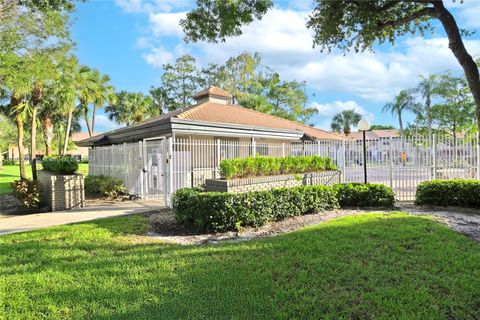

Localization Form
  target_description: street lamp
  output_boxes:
[357,118,371,184]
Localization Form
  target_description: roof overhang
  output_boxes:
[76,117,306,147]
[170,118,304,140]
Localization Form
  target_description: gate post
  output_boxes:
[167,137,174,208]
[252,137,257,157]
[282,143,285,158]
[216,139,221,179]
[389,137,393,189]
[140,140,145,199]
[123,143,127,187]
[477,132,480,180]
[341,139,346,183]
[432,134,437,180]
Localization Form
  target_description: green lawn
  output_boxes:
[0,163,88,195]
[1,212,480,319]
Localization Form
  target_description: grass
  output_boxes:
[0,163,88,195]
[1,212,480,319]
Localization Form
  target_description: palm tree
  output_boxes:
[413,74,440,139]
[50,57,91,155]
[76,67,97,138]
[330,109,362,136]
[91,70,115,136]
[383,90,420,143]
[105,91,158,126]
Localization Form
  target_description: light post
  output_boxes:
[357,119,371,184]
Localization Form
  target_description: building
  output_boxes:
[77,86,345,205]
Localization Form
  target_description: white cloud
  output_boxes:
[148,11,186,37]
[118,4,480,105]
[142,46,174,67]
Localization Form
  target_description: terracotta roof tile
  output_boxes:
[193,86,232,99]
[177,102,345,140]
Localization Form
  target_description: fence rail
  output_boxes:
[89,134,480,204]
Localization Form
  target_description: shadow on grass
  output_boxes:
[1,213,480,319]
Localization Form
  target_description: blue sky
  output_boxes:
[71,0,480,133]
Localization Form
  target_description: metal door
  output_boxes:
[144,139,167,202]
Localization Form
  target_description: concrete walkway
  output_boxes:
[0,201,165,235]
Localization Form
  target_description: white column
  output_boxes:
[432,134,437,180]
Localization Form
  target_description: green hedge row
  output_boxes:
[42,157,78,175]
[415,180,480,207]
[173,183,395,232]
[219,156,337,179]
[85,175,126,198]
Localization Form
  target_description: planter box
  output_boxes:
[205,171,341,193]
[38,170,85,211]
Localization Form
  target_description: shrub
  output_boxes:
[85,175,126,198]
[42,157,78,174]
[335,183,395,208]
[219,155,337,179]
[11,179,41,208]
[173,183,394,232]
[415,180,480,207]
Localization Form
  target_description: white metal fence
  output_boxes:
[89,134,480,204]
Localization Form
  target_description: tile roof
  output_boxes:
[177,102,345,140]
[193,86,232,99]
[348,129,400,140]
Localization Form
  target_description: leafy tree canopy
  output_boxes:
[181,0,480,130]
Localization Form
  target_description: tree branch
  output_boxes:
[377,7,436,29]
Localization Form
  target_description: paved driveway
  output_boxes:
[0,201,165,235]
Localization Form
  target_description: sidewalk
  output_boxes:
[0,201,165,235]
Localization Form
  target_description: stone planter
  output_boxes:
[38,170,85,211]
[205,171,341,193]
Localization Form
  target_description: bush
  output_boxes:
[335,183,396,207]
[85,175,126,198]
[173,183,395,232]
[11,179,41,208]
[415,180,480,207]
[42,157,78,174]
[219,156,337,179]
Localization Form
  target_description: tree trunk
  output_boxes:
[91,105,97,137]
[84,108,92,138]
[63,109,73,156]
[42,115,54,157]
[433,2,480,131]
[30,105,38,180]
[426,94,432,140]
[30,84,43,180]
[12,96,26,179]
[398,110,404,149]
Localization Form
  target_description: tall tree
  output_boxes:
[181,0,480,131]
[151,55,201,112]
[383,90,420,142]
[91,70,116,136]
[76,67,97,138]
[105,91,158,126]
[431,74,475,140]
[412,74,441,139]
[330,109,362,136]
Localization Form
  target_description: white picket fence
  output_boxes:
[89,134,480,204]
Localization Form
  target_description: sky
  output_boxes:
[71,0,480,133]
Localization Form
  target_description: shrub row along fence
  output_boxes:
[415,180,480,207]
[89,134,480,204]
[174,183,395,232]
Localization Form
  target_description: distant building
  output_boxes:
[5,132,93,162]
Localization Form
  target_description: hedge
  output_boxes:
[335,183,395,207]
[85,175,126,198]
[415,180,480,207]
[219,156,337,179]
[173,183,395,232]
[42,157,78,175]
